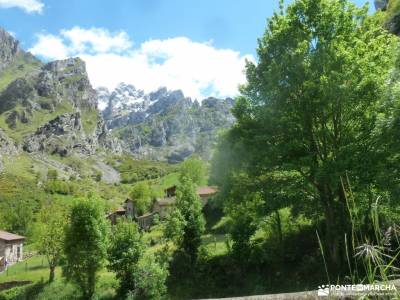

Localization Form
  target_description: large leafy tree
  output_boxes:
[108,220,144,297]
[63,198,108,299]
[132,253,169,300]
[178,157,206,186]
[130,181,153,215]
[214,0,397,269]
[175,177,205,264]
[34,202,67,282]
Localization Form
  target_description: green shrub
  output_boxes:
[0,281,45,300]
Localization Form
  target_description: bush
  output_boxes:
[43,180,77,195]
[0,281,45,300]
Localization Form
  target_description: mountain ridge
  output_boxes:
[97,83,235,162]
[0,28,122,176]
[0,27,234,179]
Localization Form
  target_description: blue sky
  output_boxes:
[0,0,373,99]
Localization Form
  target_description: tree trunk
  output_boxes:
[274,210,283,251]
[87,271,96,299]
[49,265,55,283]
[320,185,341,272]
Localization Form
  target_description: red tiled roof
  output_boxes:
[197,186,218,196]
[0,230,25,241]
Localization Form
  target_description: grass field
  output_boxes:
[0,255,117,300]
[0,256,52,284]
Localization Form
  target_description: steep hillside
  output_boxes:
[99,83,235,162]
[0,26,235,182]
[0,28,121,178]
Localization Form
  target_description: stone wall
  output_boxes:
[0,240,23,266]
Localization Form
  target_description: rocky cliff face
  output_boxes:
[0,28,20,72]
[98,83,235,162]
[0,28,122,170]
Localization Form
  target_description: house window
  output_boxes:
[17,246,20,259]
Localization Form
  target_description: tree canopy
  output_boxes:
[212,0,398,269]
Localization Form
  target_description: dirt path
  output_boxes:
[96,161,121,184]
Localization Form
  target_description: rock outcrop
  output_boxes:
[23,112,87,156]
[0,28,20,72]
[39,58,98,110]
[0,28,122,159]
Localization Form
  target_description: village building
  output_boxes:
[125,198,136,218]
[0,230,25,271]
[197,186,218,205]
[106,207,127,225]
[153,185,218,217]
[153,196,176,218]
[106,185,218,229]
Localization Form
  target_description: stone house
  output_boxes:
[153,196,176,218]
[106,186,218,229]
[125,198,136,219]
[106,207,127,225]
[107,199,155,230]
[197,186,218,206]
[152,185,218,217]
[0,230,25,271]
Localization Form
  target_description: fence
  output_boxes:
[0,255,48,278]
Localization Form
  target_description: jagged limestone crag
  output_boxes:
[0,28,122,171]
[98,83,235,162]
[23,112,89,156]
[0,28,20,72]
[38,58,98,109]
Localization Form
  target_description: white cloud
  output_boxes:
[0,0,44,13]
[29,34,68,60]
[29,27,253,99]
[60,27,132,54]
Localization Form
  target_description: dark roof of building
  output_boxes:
[197,186,218,196]
[0,230,25,241]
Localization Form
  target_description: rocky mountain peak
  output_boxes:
[37,57,98,110]
[98,83,235,162]
[43,57,87,79]
[0,27,20,72]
